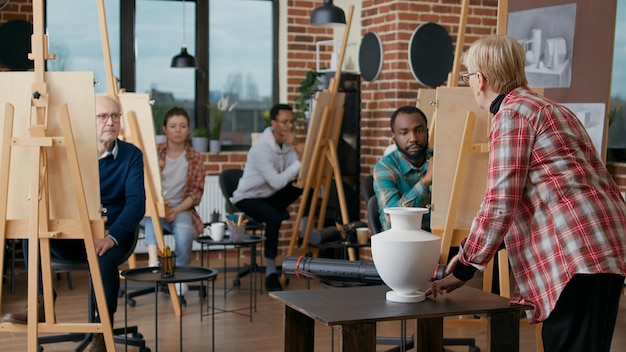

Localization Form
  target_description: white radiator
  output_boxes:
[197,175,227,223]
[135,175,226,254]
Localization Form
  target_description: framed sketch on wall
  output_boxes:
[508,3,576,89]
[508,0,617,160]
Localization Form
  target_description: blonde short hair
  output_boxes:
[462,35,528,94]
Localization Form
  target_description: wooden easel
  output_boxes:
[424,0,506,319]
[282,6,355,284]
[95,0,182,317]
[0,1,115,350]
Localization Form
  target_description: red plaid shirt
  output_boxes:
[459,87,626,322]
[157,143,206,236]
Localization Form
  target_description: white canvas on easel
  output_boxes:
[118,93,165,211]
[431,87,490,236]
[0,72,101,221]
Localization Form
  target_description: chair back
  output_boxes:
[367,195,383,235]
[361,175,374,202]
[218,168,244,214]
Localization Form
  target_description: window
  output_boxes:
[46,0,120,92]
[47,0,276,147]
[136,0,197,134]
[208,0,274,146]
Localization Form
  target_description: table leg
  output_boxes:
[341,323,376,352]
[284,306,314,352]
[222,244,227,296]
[211,278,215,352]
[124,278,128,352]
[248,243,253,321]
[488,311,520,352]
[154,283,159,352]
[415,317,443,352]
[251,241,258,312]
[179,285,183,352]
[400,319,406,352]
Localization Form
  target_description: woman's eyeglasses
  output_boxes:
[460,72,477,83]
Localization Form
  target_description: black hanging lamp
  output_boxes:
[310,0,346,27]
[171,0,196,68]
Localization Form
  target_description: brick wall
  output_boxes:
[0,0,31,21]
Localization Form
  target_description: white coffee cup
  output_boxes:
[210,222,225,241]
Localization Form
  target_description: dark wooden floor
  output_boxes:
[1,253,625,351]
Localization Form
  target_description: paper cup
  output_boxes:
[356,227,371,245]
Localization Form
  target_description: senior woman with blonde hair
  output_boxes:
[426,35,626,352]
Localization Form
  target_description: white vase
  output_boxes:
[191,137,209,152]
[209,139,221,153]
[371,207,441,303]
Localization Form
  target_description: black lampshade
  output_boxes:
[310,0,346,27]
[171,46,196,68]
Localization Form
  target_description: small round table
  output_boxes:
[121,266,218,352]
[194,234,265,320]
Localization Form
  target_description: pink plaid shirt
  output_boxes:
[458,87,626,322]
[157,142,206,236]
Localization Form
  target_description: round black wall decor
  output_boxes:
[408,22,453,88]
[0,20,34,71]
[359,32,383,82]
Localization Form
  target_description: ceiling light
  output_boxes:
[171,0,196,68]
[310,0,346,27]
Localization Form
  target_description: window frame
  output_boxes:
[119,0,278,137]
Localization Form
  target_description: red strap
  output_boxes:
[295,256,304,280]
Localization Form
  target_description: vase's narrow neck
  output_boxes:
[389,213,424,231]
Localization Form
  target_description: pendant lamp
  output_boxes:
[310,0,346,27]
[171,0,196,68]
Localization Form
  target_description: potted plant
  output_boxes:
[191,128,209,152]
[206,95,237,153]
[295,70,323,121]
[209,107,224,153]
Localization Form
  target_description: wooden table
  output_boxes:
[270,285,530,352]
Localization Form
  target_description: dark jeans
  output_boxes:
[542,273,624,352]
[23,239,131,324]
[235,183,303,259]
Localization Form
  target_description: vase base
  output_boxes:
[386,290,425,303]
